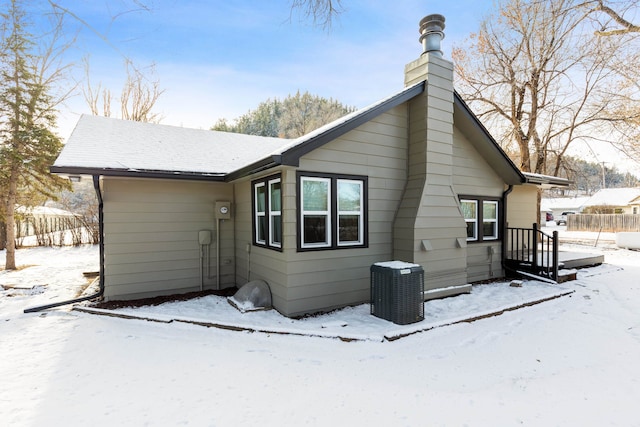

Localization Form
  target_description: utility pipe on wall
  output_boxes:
[216,218,220,290]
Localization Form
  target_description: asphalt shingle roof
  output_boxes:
[53,115,292,177]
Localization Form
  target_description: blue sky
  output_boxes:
[30,0,495,137]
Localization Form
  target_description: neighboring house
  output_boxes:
[541,196,588,221]
[581,188,640,214]
[630,195,640,215]
[51,15,568,317]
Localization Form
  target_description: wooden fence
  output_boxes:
[567,214,640,232]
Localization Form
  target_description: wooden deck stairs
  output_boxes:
[505,223,587,284]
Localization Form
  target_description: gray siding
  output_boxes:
[232,171,291,312]
[289,107,408,315]
[102,177,235,300]
[452,126,506,281]
[237,107,409,317]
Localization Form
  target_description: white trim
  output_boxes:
[482,200,499,240]
[254,182,266,245]
[336,179,364,246]
[461,199,478,241]
[300,176,331,249]
[268,178,282,248]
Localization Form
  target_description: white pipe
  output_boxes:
[216,218,221,290]
[199,244,204,291]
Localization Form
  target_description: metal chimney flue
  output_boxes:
[419,14,445,57]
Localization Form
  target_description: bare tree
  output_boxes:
[82,59,163,123]
[81,57,112,117]
[453,0,638,176]
[585,0,640,35]
[120,61,164,123]
[289,0,344,29]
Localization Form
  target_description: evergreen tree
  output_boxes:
[212,91,354,138]
[0,0,70,269]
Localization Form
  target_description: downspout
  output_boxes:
[24,175,105,313]
[501,185,514,274]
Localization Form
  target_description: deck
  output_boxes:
[507,250,604,269]
[558,251,604,269]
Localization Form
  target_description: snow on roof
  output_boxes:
[582,188,640,207]
[54,83,426,180]
[522,172,571,187]
[15,206,75,217]
[54,115,293,175]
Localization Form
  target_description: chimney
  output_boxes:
[404,14,452,87]
[419,14,445,57]
[394,14,468,292]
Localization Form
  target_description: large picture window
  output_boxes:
[252,174,282,250]
[297,172,367,251]
[460,196,500,242]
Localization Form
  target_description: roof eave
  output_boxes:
[522,172,572,188]
[50,165,227,182]
[225,155,282,182]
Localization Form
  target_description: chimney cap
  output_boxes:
[419,14,446,57]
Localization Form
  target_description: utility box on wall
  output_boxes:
[215,201,231,220]
[370,261,424,325]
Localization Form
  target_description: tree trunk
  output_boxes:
[0,221,6,251]
[4,166,18,270]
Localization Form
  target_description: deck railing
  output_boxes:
[506,223,559,281]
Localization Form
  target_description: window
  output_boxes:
[252,174,282,250]
[461,200,478,241]
[460,197,500,242]
[298,172,367,251]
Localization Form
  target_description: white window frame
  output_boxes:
[253,174,282,250]
[337,179,364,246]
[254,182,266,245]
[461,199,478,241]
[482,200,499,241]
[300,176,332,249]
[268,178,282,248]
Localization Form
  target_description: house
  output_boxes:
[630,195,640,215]
[51,14,568,317]
[540,196,589,222]
[581,188,640,214]
[541,196,589,217]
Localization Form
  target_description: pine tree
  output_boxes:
[0,0,70,269]
[211,91,354,138]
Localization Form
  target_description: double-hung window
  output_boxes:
[461,200,478,241]
[253,174,282,250]
[298,172,367,251]
[460,196,500,242]
[482,200,499,240]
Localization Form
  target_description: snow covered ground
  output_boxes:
[1,229,639,426]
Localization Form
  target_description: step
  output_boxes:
[557,269,577,283]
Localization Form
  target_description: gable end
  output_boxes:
[279,81,425,167]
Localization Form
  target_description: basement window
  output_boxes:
[297,171,368,251]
